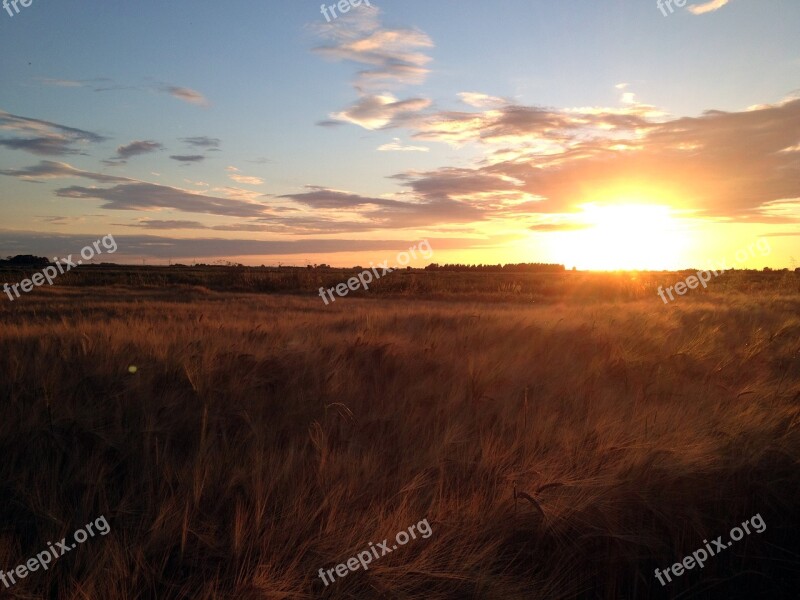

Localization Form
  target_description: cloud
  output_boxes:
[688,0,731,15]
[184,179,209,187]
[0,109,107,156]
[248,216,393,235]
[35,215,104,226]
[122,219,207,230]
[36,77,121,90]
[529,223,592,232]
[226,166,264,185]
[313,10,433,90]
[403,91,669,151]
[55,182,268,218]
[378,137,429,152]
[212,186,266,202]
[3,161,480,233]
[313,7,434,129]
[0,160,131,183]
[7,94,798,236]
[0,137,84,156]
[764,231,800,238]
[169,154,206,163]
[120,219,277,233]
[228,174,264,185]
[280,184,484,228]
[0,230,488,260]
[35,77,212,107]
[163,86,210,107]
[181,136,221,149]
[36,78,85,87]
[387,95,800,224]
[280,186,404,210]
[458,93,507,109]
[36,77,114,89]
[331,94,431,129]
[2,162,268,219]
[116,140,164,160]
[3,167,527,237]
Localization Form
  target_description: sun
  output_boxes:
[552,202,690,270]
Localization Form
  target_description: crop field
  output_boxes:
[0,271,798,598]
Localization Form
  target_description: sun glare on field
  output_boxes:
[553,202,690,270]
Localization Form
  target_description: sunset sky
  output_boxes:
[1,0,799,269]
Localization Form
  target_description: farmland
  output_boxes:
[0,270,799,598]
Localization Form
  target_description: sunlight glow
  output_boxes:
[551,202,691,270]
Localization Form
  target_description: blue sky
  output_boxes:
[1,0,799,268]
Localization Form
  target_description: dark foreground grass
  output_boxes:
[0,282,799,599]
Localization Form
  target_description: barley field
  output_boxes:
[0,274,799,598]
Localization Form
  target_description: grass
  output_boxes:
[0,274,799,598]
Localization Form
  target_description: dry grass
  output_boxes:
[0,280,799,598]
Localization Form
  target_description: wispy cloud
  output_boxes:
[169,154,206,163]
[688,0,732,15]
[115,140,164,160]
[120,219,277,233]
[0,231,487,260]
[37,77,114,89]
[280,184,483,228]
[163,86,210,107]
[313,9,433,90]
[36,78,210,105]
[378,137,429,152]
[0,160,130,183]
[181,136,221,149]
[122,219,207,230]
[313,7,434,129]
[0,109,107,156]
[0,160,269,219]
[6,93,798,236]
[387,95,800,225]
[529,223,592,232]
[55,182,267,217]
[226,166,264,185]
[332,94,430,130]
[458,92,507,109]
[36,78,87,88]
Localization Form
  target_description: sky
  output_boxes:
[0,0,799,269]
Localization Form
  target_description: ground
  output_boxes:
[0,272,798,598]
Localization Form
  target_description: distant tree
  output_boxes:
[424,262,565,273]
[0,255,51,267]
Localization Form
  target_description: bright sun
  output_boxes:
[552,202,690,270]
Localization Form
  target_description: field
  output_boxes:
[1,269,799,598]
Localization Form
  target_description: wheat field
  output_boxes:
[0,280,799,598]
